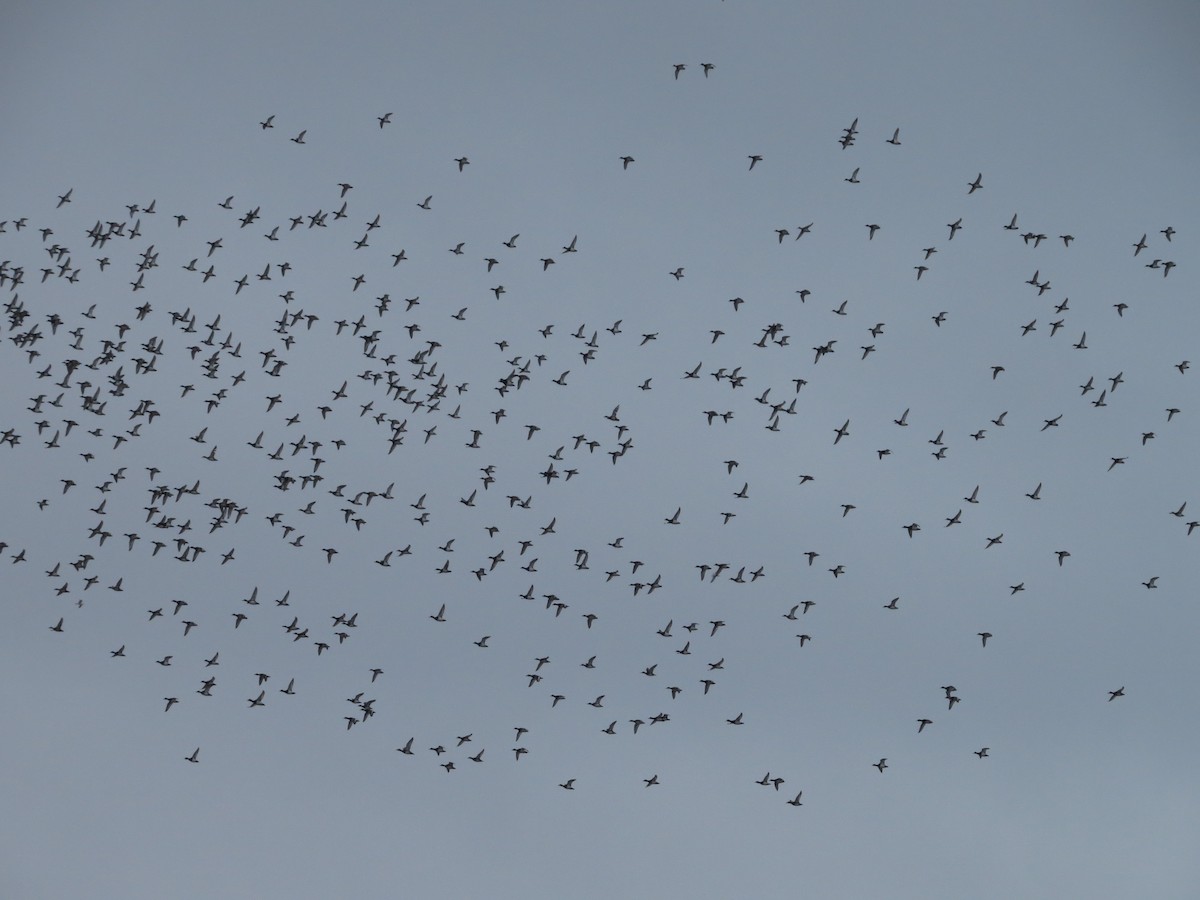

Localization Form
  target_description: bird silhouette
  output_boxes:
[4,83,1189,827]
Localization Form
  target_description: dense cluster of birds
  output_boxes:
[2,90,1191,808]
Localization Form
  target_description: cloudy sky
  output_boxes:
[2,2,1198,898]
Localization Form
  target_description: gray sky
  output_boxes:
[2,2,1198,898]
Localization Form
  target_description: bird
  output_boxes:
[1108,687,1125,701]
[185,748,200,763]
[12,86,1189,818]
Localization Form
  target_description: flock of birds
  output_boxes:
[2,82,1191,808]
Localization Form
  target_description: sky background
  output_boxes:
[2,2,1198,898]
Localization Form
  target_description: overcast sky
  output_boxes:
[2,2,1198,898]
